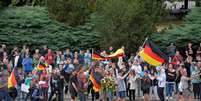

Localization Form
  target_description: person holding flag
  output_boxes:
[0,71,11,101]
[8,68,18,100]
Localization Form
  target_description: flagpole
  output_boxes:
[141,37,148,49]
[136,37,148,56]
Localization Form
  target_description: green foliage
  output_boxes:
[11,0,46,6]
[46,0,90,26]
[0,6,100,51]
[152,7,201,50]
[95,0,166,52]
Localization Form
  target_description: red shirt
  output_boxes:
[45,52,55,65]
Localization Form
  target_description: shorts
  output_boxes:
[70,89,77,99]
[118,91,126,98]
[179,89,192,97]
[142,88,150,94]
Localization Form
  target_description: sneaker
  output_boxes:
[166,97,169,100]
[170,97,173,99]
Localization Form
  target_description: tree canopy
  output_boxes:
[152,7,201,50]
[95,0,166,52]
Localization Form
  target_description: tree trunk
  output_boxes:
[195,0,200,7]
[184,0,188,9]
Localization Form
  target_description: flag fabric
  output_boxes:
[139,40,168,66]
[92,52,111,61]
[36,62,48,71]
[89,68,102,92]
[8,70,17,88]
[107,48,124,58]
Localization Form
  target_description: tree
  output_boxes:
[46,0,90,26]
[152,7,201,51]
[95,0,166,52]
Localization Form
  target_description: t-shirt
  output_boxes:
[0,76,7,91]
[69,75,78,92]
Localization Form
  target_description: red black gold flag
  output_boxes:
[92,52,111,61]
[139,40,168,66]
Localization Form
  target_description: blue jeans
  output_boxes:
[78,92,87,101]
[0,90,11,101]
[166,82,174,97]
[107,91,113,101]
[118,91,126,99]
[17,85,26,101]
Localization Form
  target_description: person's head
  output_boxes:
[43,45,47,49]
[66,58,71,64]
[25,47,29,52]
[180,68,187,76]
[176,51,180,55]
[35,49,39,54]
[72,70,77,76]
[66,48,70,52]
[168,63,174,69]
[121,46,125,50]
[133,59,139,65]
[144,70,149,76]
[170,43,174,46]
[109,46,113,51]
[1,44,6,49]
[3,51,7,57]
[179,63,185,69]
[3,58,8,64]
[28,72,32,77]
[79,50,84,54]
[129,70,136,76]
[188,42,192,47]
[23,45,26,49]
[86,49,90,53]
[74,51,78,57]
[198,62,201,68]
[48,49,52,53]
[156,66,161,72]
[14,50,19,56]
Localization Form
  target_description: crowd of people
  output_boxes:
[0,42,201,101]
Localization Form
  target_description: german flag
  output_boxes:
[108,48,124,58]
[139,40,168,66]
[89,68,103,92]
[92,52,111,61]
[8,69,17,88]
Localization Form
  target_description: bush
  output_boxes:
[0,6,100,51]
[152,7,201,50]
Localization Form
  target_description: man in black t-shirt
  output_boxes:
[69,70,78,101]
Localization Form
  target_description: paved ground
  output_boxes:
[62,94,200,101]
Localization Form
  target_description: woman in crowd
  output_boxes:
[128,70,137,101]
[178,68,193,101]
[141,70,151,101]
[116,69,130,101]
[191,62,200,99]
[165,63,176,100]
[156,66,166,101]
